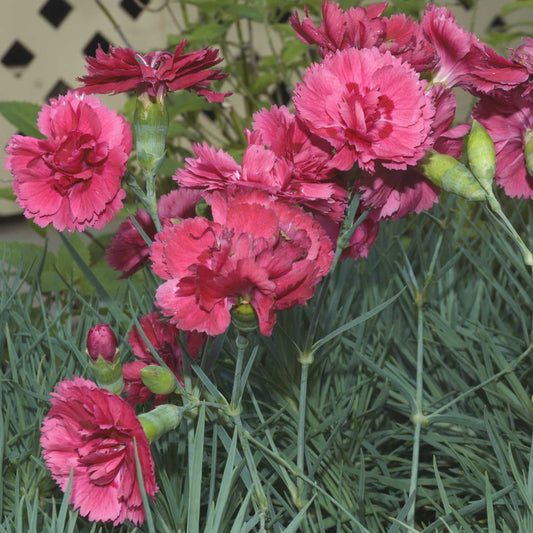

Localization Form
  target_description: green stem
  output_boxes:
[485,200,533,268]
[407,303,426,527]
[296,356,311,508]
[229,333,248,414]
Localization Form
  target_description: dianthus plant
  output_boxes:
[4,1,533,530]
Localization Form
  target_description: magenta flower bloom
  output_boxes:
[151,190,334,336]
[357,86,469,220]
[87,324,118,363]
[40,376,157,526]
[421,4,527,94]
[175,105,347,221]
[290,1,387,57]
[473,91,533,199]
[77,40,229,102]
[5,92,131,232]
[290,1,435,72]
[106,188,202,278]
[293,47,435,173]
[123,312,205,406]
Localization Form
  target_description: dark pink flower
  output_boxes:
[123,312,205,406]
[510,37,533,95]
[87,324,118,363]
[151,190,334,336]
[106,188,202,278]
[290,1,435,72]
[356,86,469,220]
[5,92,131,232]
[40,376,157,526]
[293,47,435,173]
[77,40,229,102]
[421,4,527,94]
[175,106,347,221]
[290,1,387,57]
[473,91,533,199]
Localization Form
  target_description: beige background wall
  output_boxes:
[1,0,531,240]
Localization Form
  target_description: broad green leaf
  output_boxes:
[0,101,43,138]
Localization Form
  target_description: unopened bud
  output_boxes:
[524,128,533,177]
[87,324,118,363]
[134,94,169,177]
[419,150,488,202]
[140,365,178,395]
[466,120,496,190]
[138,404,181,443]
[230,302,259,333]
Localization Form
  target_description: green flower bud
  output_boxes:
[524,128,533,177]
[134,94,169,178]
[419,150,488,201]
[138,404,181,443]
[466,120,496,190]
[89,355,124,395]
[140,365,178,395]
[230,302,259,333]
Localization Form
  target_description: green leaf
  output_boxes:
[0,101,43,138]
[226,4,264,22]
[0,187,15,201]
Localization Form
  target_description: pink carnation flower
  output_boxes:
[123,312,205,406]
[5,92,131,232]
[357,86,469,220]
[175,105,347,221]
[290,1,387,57]
[421,4,527,94]
[40,376,157,526]
[290,1,435,72]
[151,190,334,336]
[106,188,201,278]
[473,91,533,199]
[293,47,435,173]
[77,40,229,102]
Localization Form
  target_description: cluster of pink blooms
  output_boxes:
[6,0,531,527]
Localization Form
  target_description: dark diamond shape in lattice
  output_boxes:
[39,0,72,28]
[2,40,34,68]
[83,33,110,58]
[120,0,150,20]
[45,80,71,101]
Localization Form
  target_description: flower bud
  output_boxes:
[134,94,169,178]
[87,324,118,363]
[230,302,259,333]
[90,356,124,395]
[87,325,122,394]
[140,365,178,395]
[138,404,181,443]
[524,128,533,177]
[418,150,488,202]
[466,120,496,190]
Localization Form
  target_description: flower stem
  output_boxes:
[485,198,533,268]
[296,352,312,508]
[407,300,426,527]
[229,333,248,415]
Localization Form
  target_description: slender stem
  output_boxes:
[230,333,248,413]
[296,358,311,508]
[485,200,533,267]
[94,0,133,47]
[407,302,426,527]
